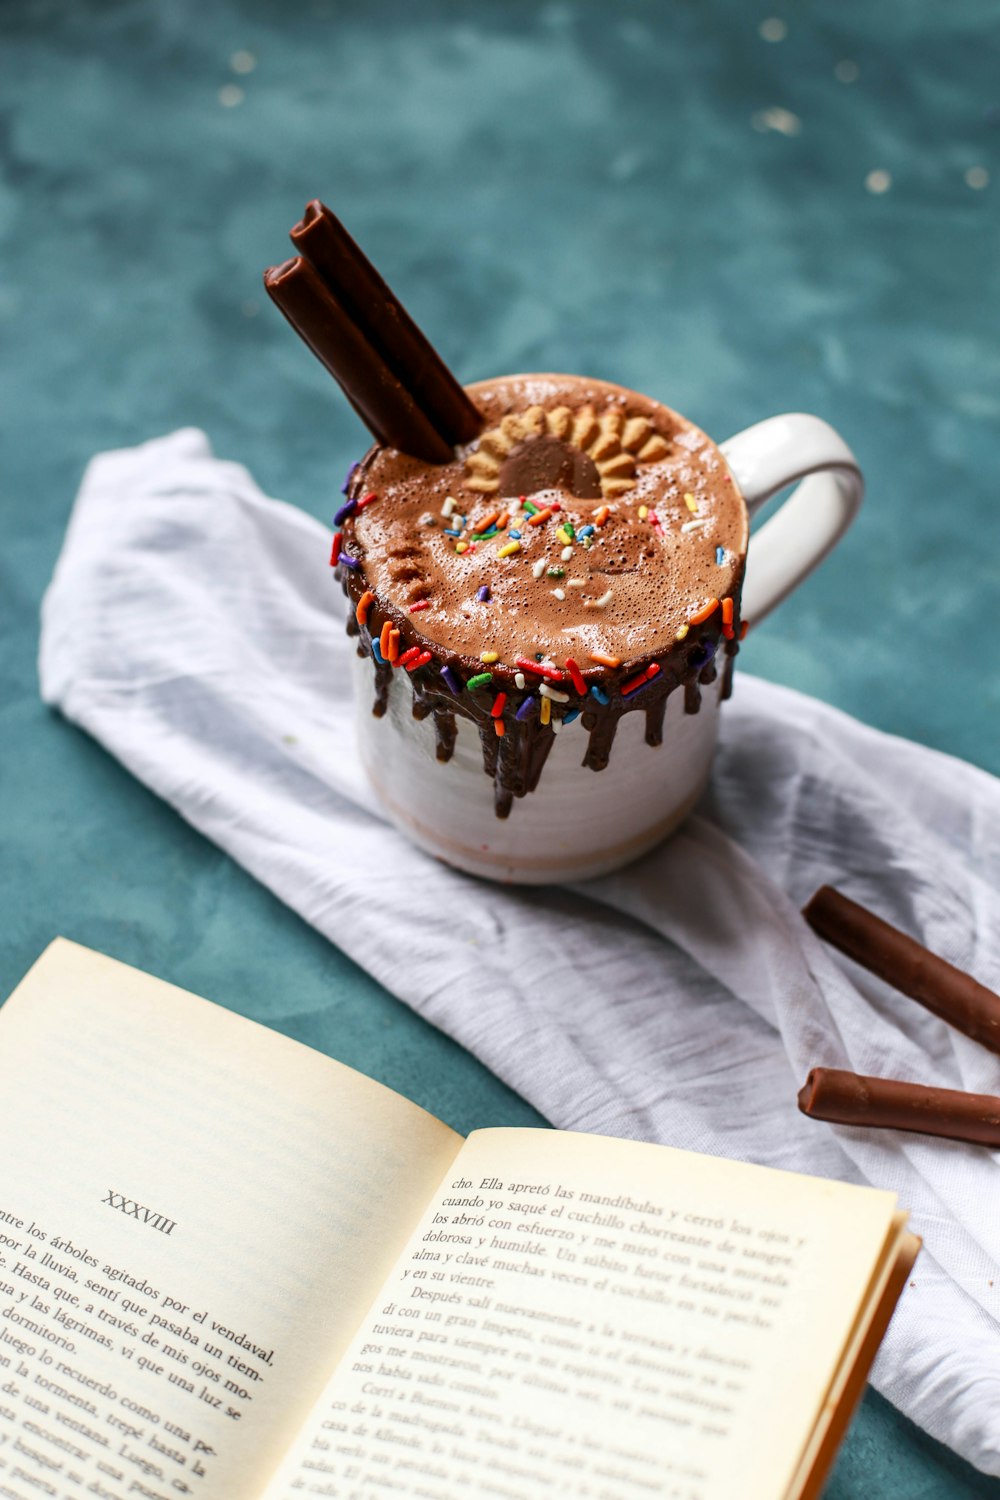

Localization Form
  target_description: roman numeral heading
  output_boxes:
[102,1189,176,1236]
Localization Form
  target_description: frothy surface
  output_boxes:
[345,374,747,673]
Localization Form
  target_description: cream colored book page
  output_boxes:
[265,1126,897,1500]
[0,940,461,1500]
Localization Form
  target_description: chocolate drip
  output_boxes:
[479,719,500,780]
[411,696,433,721]
[346,614,360,637]
[684,678,701,715]
[644,692,668,747]
[372,660,392,717]
[432,706,457,763]
[583,709,620,772]
[699,661,718,686]
[721,641,739,701]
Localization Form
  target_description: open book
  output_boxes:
[0,941,917,1500]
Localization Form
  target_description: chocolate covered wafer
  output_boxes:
[263,257,453,463]
[798,1067,1000,1147]
[803,885,1000,1056]
[291,200,483,448]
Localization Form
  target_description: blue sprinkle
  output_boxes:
[440,665,461,694]
[716,545,726,566]
[372,640,385,665]
[444,527,463,537]
[477,585,491,603]
[341,461,359,495]
[509,528,522,539]
[516,695,537,722]
[476,526,498,539]
[333,497,358,526]
[562,708,581,725]
[339,553,360,570]
[589,685,610,705]
[577,524,595,539]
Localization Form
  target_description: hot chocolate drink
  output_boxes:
[336,373,747,818]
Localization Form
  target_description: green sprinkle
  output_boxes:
[547,567,565,578]
[523,499,539,516]
[466,672,493,690]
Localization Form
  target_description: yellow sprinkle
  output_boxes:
[455,541,468,554]
[540,695,551,726]
[638,505,649,520]
[480,651,499,664]
[676,624,689,641]
[498,540,521,558]
[684,493,699,513]
[556,527,572,545]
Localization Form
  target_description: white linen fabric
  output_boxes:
[40,429,1000,1475]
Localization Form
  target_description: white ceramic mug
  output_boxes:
[353,410,863,883]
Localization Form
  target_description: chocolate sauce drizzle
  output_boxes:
[342,570,742,819]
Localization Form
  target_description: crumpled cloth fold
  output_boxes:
[40,429,1000,1474]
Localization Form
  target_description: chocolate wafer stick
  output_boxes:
[292,200,483,448]
[803,885,1000,1056]
[798,1067,1000,1147]
[264,257,453,463]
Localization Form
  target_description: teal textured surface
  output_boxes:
[1,2,998,1494]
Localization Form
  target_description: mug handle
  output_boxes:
[719,413,864,627]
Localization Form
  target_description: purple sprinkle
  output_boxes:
[515,695,537,722]
[440,665,461,694]
[477,585,491,603]
[341,461,359,495]
[333,497,358,527]
[339,552,360,570]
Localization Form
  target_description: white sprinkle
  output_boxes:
[758,17,787,43]
[419,511,435,526]
[751,106,801,136]
[552,588,566,601]
[561,545,574,561]
[539,684,570,702]
[865,169,892,195]
[588,590,614,609]
[681,518,708,532]
[567,578,586,588]
[218,84,244,107]
[532,558,547,579]
[834,58,859,84]
[551,717,562,734]
[441,496,456,517]
[230,49,257,74]
[515,672,526,690]
[965,166,990,191]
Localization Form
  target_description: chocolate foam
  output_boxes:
[336,374,747,818]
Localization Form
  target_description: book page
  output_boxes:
[0,940,461,1500]
[265,1127,899,1500]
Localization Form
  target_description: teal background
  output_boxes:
[2,2,999,1494]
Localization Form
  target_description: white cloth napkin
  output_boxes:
[40,429,1000,1476]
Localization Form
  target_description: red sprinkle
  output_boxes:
[620,662,661,696]
[491,692,507,718]
[550,500,562,511]
[396,646,421,669]
[516,656,566,682]
[409,599,431,613]
[330,532,343,566]
[406,650,433,672]
[565,657,587,695]
[357,491,379,509]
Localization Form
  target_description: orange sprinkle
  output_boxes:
[688,597,720,626]
[494,718,506,737]
[473,510,500,534]
[387,628,400,663]
[589,650,621,668]
[739,619,750,640]
[356,590,375,626]
[496,512,509,530]
[594,505,610,527]
[721,597,734,627]
[527,508,552,527]
[379,621,392,658]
